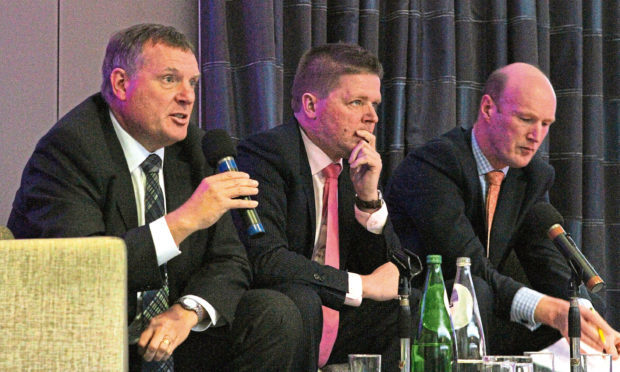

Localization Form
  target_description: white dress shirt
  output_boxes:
[299,127,388,307]
[110,111,218,330]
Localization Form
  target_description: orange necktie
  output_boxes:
[485,170,504,258]
[317,163,341,367]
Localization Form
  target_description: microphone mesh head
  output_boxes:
[523,202,564,238]
[202,129,237,167]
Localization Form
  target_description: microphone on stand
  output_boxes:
[525,202,604,293]
[526,202,606,371]
[202,129,265,238]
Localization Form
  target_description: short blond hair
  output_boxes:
[291,43,383,112]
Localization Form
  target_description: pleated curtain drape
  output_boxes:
[199,0,619,328]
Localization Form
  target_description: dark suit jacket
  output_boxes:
[8,93,250,325]
[235,119,403,310]
[386,126,575,318]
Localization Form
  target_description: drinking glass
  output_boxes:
[483,355,534,372]
[457,358,484,371]
[482,356,514,372]
[524,351,554,372]
[348,354,381,372]
[581,353,612,372]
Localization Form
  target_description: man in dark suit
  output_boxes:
[386,62,620,356]
[8,23,301,371]
[235,43,418,371]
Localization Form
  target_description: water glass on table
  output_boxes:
[482,355,534,372]
[457,358,484,371]
[581,353,612,372]
[348,354,381,372]
[523,351,554,372]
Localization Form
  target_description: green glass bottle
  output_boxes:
[412,255,456,372]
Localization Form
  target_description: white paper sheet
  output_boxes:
[540,338,618,371]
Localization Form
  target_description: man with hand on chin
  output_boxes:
[8,23,301,371]
[235,43,417,371]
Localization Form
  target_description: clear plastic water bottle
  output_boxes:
[412,255,456,372]
[450,257,486,362]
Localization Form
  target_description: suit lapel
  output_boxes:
[290,123,317,238]
[462,129,487,239]
[161,142,197,290]
[100,108,139,230]
[163,146,192,214]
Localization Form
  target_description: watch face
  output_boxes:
[182,298,197,308]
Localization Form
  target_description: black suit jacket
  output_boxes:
[386,126,575,318]
[235,119,403,310]
[8,93,250,324]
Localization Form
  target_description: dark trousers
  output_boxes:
[460,276,562,355]
[274,283,415,372]
[130,289,303,372]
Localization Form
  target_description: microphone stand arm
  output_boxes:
[391,252,413,372]
[567,260,582,372]
[398,276,411,372]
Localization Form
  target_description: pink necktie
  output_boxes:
[318,163,341,367]
[485,170,504,258]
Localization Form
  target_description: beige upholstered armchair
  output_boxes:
[0,236,128,371]
[0,225,14,239]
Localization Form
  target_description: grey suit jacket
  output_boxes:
[8,93,250,324]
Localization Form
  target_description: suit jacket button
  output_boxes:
[313,273,323,281]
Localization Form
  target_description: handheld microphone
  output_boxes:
[202,129,265,238]
[527,202,604,293]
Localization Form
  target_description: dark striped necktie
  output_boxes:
[140,154,173,372]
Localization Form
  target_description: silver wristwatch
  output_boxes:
[176,297,205,323]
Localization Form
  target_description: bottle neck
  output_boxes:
[454,264,473,284]
[427,263,445,284]
[419,262,454,338]
[422,263,450,316]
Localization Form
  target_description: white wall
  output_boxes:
[0,0,198,224]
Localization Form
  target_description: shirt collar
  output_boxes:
[110,110,165,172]
[471,128,508,177]
[299,126,343,176]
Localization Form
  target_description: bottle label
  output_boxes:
[450,283,474,329]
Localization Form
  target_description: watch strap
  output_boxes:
[354,190,383,210]
[176,296,206,323]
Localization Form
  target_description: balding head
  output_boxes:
[473,62,557,169]
[480,63,555,112]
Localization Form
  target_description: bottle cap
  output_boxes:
[426,254,442,264]
[456,257,471,266]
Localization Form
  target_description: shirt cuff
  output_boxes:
[345,273,363,307]
[577,297,593,310]
[180,294,221,331]
[150,216,181,266]
[510,287,544,331]
[354,201,388,234]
